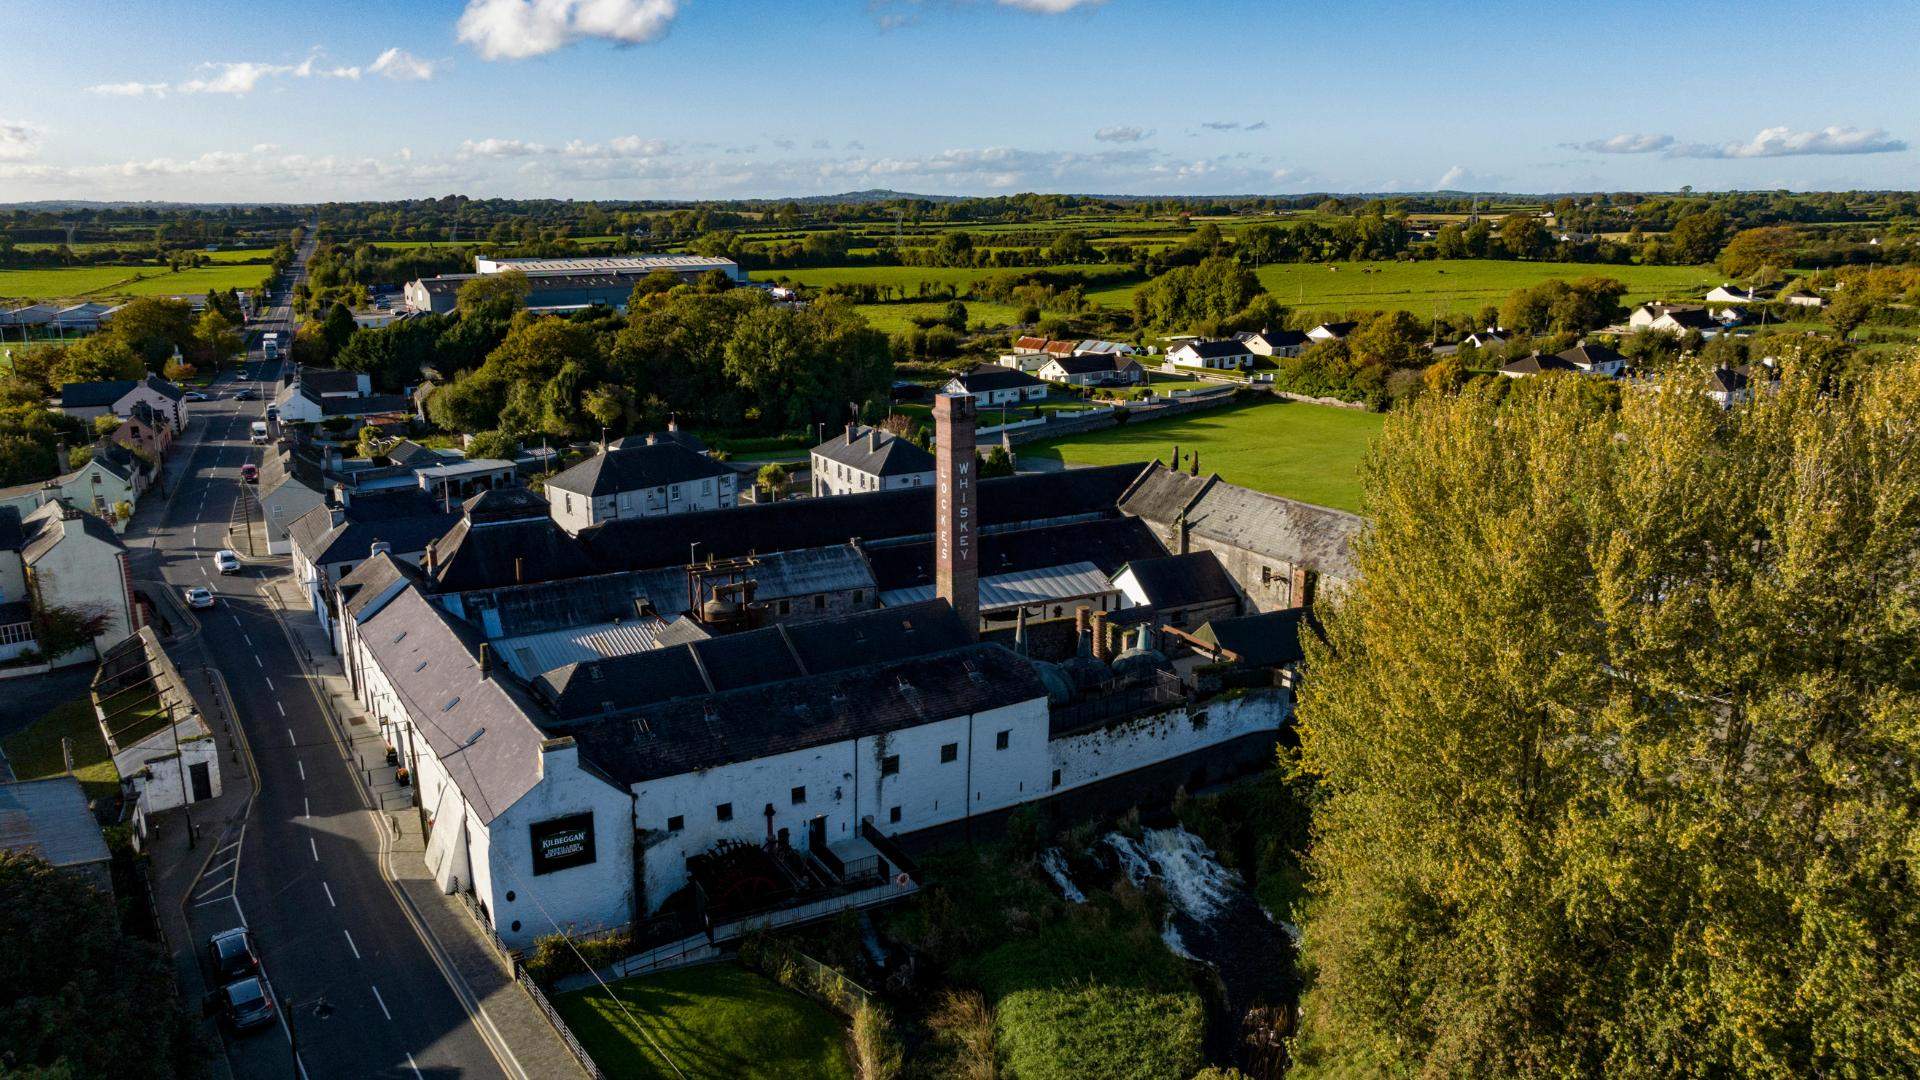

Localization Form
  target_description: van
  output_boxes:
[250,421,269,444]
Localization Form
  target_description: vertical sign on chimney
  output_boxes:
[933,392,979,637]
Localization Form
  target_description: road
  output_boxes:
[139,227,516,1079]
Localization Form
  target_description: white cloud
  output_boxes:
[1576,132,1675,154]
[1436,165,1504,190]
[179,61,292,95]
[1095,126,1150,144]
[87,82,170,98]
[461,137,550,157]
[457,0,680,60]
[997,0,1106,10]
[0,119,42,162]
[292,53,361,80]
[1676,125,1907,159]
[369,47,439,81]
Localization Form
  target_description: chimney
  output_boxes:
[479,642,492,678]
[1171,443,1180,469]
[1290,565,1317,611]
[425,540,437,573]
[868,429,880,453]
[1189,451,1200,477]
[1176,508,1191,555]
[933,392,979,638]
[514,556,524,584]
[645,431,657,447]
[1090,609,1112,663]
[1074,605,1092,655]
[845,420,857,442]
[667,414,680,433]
[333,482,351,507]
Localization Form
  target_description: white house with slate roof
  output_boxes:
[811,423,935,497]
[57,374,189,432]
[1167,339,1255,371]
[546,438,738,534]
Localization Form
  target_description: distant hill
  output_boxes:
[784,189,966,206]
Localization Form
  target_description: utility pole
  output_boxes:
[166,697,196,849]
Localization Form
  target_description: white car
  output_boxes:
[184,586,215,610]
[213,549,241,575]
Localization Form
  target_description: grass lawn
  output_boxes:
[2,696,119,800]
[1021,397,1383,513]
[854,299,1025,335]
[1250,259,1719,316]
[0,262,270,302]
[553,962,851,1080]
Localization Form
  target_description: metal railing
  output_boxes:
[515,965,606,1080]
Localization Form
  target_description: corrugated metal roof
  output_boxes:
[0,777,111,868]
[880,560,1115,613]
[495,615,693,679]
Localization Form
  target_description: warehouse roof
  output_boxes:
[881,560,1115,613]
[1118,462,1362,583]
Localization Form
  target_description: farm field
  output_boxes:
[1241,259,1719,317]
[553,963,851,1080]
[1021,397,1383,513]
[855,298,1023,334]
[750,262,1121,294]
[0,262,268,301]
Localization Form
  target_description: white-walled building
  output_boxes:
[57,374,189,432]
[811,424,936,497]
[545,439,739,534]
[1167,339,1255,371]
[93,628,221,819]
[944,366,1048,407]
[1,501,139,665]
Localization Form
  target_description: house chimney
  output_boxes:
[667,414,680,433]
[1170,443,1179,470]
[933,392,979,638]
[1074,605,1092,654]
[1090,609,1112,663]
[845,420,857,442]
[1189,451,1200,477]
[1290,565,1317,611]
[334,482,351,507]
[1176,508,1191,555]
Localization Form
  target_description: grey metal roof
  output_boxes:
[1118,462,1362,583]
[881,560,1115,613]
[495,615,706,680]
[0,777,111,868]
[478,255,738,275]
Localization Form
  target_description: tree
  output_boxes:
[29,602,109,662]
[1345,310,1427,370]
[979,445,1015,478]
[942,300,969,332]
[455,269,530,320]
[1433,223,1468,259]
[320,301,358,359]
[1497,213,1549,259]
[1825,289,1874,340]
[756,462,790,499]
[101,297,195,369]
[1717,226,1799,279]
[465,429,521,461]
[1132,256,1262,331]
[0,851,201,1075]
[1291,353,1920,1077]
[356,424,393,461]
[193,308,241,365]
[1668,209,1727,265]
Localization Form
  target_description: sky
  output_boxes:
[0,0,1916,203]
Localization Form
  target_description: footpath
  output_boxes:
[255,572,589,1080]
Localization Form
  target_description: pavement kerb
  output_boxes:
[252,576,540,1080]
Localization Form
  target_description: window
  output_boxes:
[888,806,902,824]
[670,484,682,501]
[666,815,684,832]
[702,479,712,495]
[995,730,1010,751]
[777,599,792,616]
[940,742,958,764]
[791,786,807,805]
[813,594,826,611]
[715,802,732,822]
[1051,769,1061,789]
[881,754,900,776]
[564,494,572,513]
[851,590,864,604]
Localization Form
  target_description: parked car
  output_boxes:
[211,976,276,1033]
[240,463,258,483]
[234,388,256,401]
[206,927,259,980]
[264,404,279,421]
[183,390,209,402]
[183,586,215,610]
[213,549,241,574]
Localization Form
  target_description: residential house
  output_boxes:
[57,374,189,433]
[811,423,936,497]
[287,488,460,638]
[2,500,139,665]
[1501,342,1628,379]
[1235,328,1310,358]
[1075,339,1140,357]
[1037,353,1144,387]
[0,444,150,531]
[1306,321,1358,343]
[1707,366,1753,408]
[273,367,413,425]
[0,507,32,664]
[944,365,1049,407]
[108,401,174,460]
[0,778,113,893]
[545,439,739,534]
[1630,303,1721,335]
[91,629,221,820]
[253,451,328,555]
[1704,284,1777,305]
[1784,291,1825,308]
[609,418,708,456]
[1167,339,1255,371]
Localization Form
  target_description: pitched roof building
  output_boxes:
[811,424,936,497]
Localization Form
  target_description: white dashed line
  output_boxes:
[406,1052,423,1079]
[322,881,336,908]
[297,760,305,782]
[276,701,286,716]
[288,728,296,745]
[254,655,263,668]
[309,836,318,861]
[342,929,361,960]
[243,634,253,647]
[263,676,273,690]
[370,984,391,1021]
[303,796,309,819]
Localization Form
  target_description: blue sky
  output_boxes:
[0,0,1914,202]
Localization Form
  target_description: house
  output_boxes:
[1111,550,1243,630]
[91,629,221,821]
[545,439,739,534]
[811,424,936,497]
[273,367,412,425]
[57,374,189,433]
[1784,291,1825,309]
[608,418,708,457]
[1707,366,1753,408]
[107,401,173,460]
[943,365,1048,407]
[1167,339,1255,371]
[1629,303,1719,335]
[253,451,328,555]
[0,778,113,893]
[0,444,151,531]
[1501,342,1628,379]
[1037,353,1144,387]
[287,488,460,638]
[1,501,139,665]
[997,351,1053,373]
[1075,339,1140,357]
[1306,321,1358,343]
[1704,284,1777,305]
[1235,328,1311,358]
[1460,330,1509,351]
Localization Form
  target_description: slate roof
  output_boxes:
[1117,550,1240,609]
[0,777,111,869]
[1118,462,1362,583]
[812,425,935,477]
[950,366,1043,393]
[1310,321,1358,339]
[1176,339,1251,359]
[298,386,414,417]
[1555,343,1628,370]
[565,641,1045,785]
[336,551,428,620]
[287,490,460,567]
[428,512,598,592]
[355,583,574,824]
[545,442,732,498]
[1195,608,1310,668]
[297,368,367,395]
[1709,366,1751,393]
[538,599,970,721]
[1045,354,1138,376]
[58,380,139,409]
[1500,352,1579,376]
[609,425,708,455]
[1237,328,1310,350]
[20,501,125,564]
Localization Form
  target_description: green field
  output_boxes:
[855,299,1024,334]
[1022,397,1383,513]
[2,696,120,801]
[554,963,851,1080]
[751,262,1118,294]
[1233,259,1720,317]
[0,262,270,302]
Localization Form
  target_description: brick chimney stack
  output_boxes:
[933,392,978,638]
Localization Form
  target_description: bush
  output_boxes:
[852,1002,904,1080]
[522,930,633,987]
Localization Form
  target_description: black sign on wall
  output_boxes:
[529,812,596,876]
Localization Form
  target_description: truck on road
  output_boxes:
[261,331,280,360]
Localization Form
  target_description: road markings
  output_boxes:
[371,984,392,1021]
[309,835,319,861]
[303,796,309,818]
[297,759,305,781]
[243,634,253,647]
[264,676,274,690]
[343,929,361,960]
[276,701,286,716]
[405,1052,423,1079]
[288,727,296,744]
[323,881,336,908]
[254,655,264,668]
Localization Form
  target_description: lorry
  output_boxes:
[250,420,269,444]
[261,331,279,361]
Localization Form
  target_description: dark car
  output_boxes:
[215,976,276,1032]
[234,388,256,401]
[207,927,259,980]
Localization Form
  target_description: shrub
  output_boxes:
[852,1002,904,1080]
[926,990,997,1080]
[522,930,633,987]
[996,985,1203,1080]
